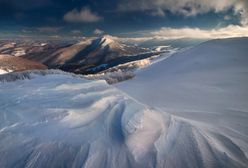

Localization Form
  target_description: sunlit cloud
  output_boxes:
[150,25,248,39]
[116,25,248,43]
[64,7,103,23]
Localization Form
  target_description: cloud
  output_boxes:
[0,0,52,10]
[71,30,82,34]
[150,25,248,39]
[116,25,248,43]
[93,28,105,35]
[224,15,231,21]
[64,7,103,23]
[118,0,248,25]
[36,27,62,33]
[151,8,166,17]
[234,1,248,25]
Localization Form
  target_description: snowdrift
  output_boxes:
[116,37,248,166]
[1,37,248,168]
[0,71,167,168]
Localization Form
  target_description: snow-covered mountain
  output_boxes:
[0,40,71,59]
[21,35,155,74]
[0,37,167,75]
[0,54,47,74]
[0,37,248,168]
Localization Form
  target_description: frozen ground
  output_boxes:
[0,37,248,168]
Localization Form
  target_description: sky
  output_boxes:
[0,0,248,39]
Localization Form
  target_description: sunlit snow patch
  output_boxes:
[0,69,13,75]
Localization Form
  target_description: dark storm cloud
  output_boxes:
[0,0,52,10]
[0,0,53,22]
[0,0,245,36]
[118,0,248,25]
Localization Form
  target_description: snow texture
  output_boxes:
[0,37,248,168]
[116,37,248,167]
[0,69,12,75]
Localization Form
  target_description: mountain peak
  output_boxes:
[99,35,117,46]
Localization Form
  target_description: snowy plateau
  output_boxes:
[0,37,248,168]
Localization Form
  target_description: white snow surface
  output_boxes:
[0,37,248,168]
[153,45,171,52]
[116,37,248,166]
[0,69,13,75]
[0,71,169,168]
[0,69,8,75]
[12,49,26,56]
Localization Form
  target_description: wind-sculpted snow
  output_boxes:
[0,69,79,82]
[0,70,247,168]
[116,37,248,167]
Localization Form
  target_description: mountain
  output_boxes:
[21,36,156,74]
[0,37,165,75]
[0,54,47,74]
[0,40,72,59]
[44,35,148,65]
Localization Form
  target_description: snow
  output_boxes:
[100,35,115,46]
[0,69,8,74]
[84,58,153,84]
[0,71,172,167]
[98,35,128,51]
[116,37,248,165]
[84,48,178,84]
[40,43,47,47]
[153,45,171,52]
[0,69,13,75]
[0,43,15,51]
[12,49,26,56]
[0,37,248,168]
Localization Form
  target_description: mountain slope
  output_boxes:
[21,36,153,74]
[0,37,161,75]
[0,40,72,60]
[0,70,247,168]
[0,54,47,74]
[1,38,247,167]
[47,35,148,65]
[116,37,248,160]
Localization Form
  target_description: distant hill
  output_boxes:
[0,54,47,74]
[21,36,156,74]
[0,37,161,74]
